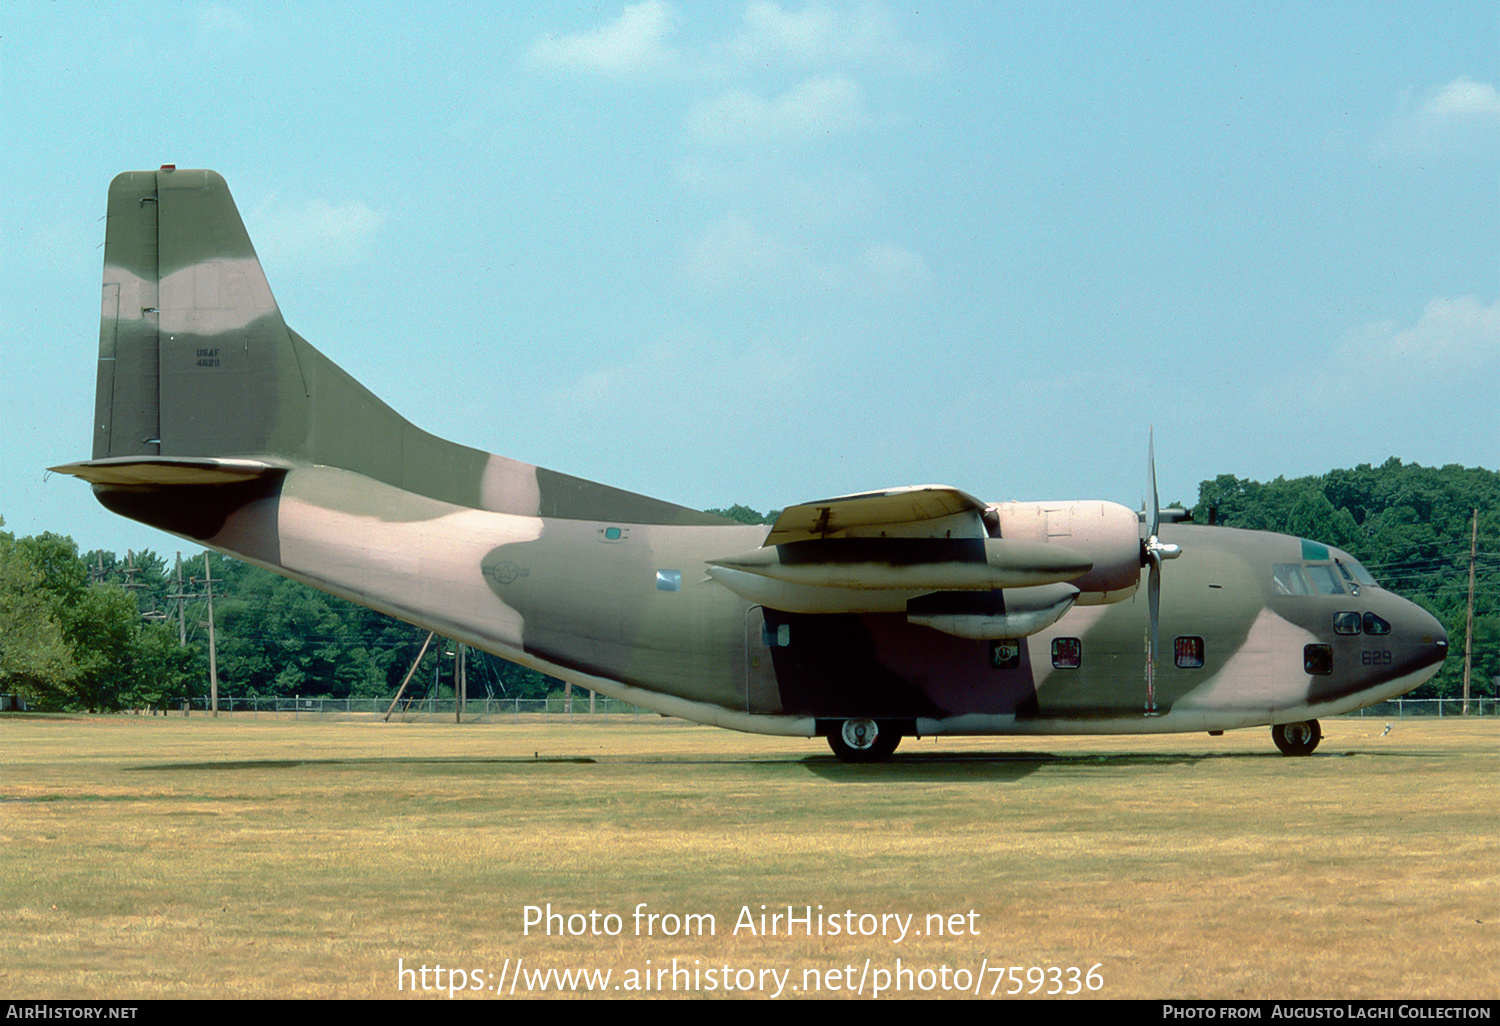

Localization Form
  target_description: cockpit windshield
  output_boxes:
[1273,556,1380,596]
[1338,557,1379,588]
[1304,563,1345,595]
[1274,563,1346,595]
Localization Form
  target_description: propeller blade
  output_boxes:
[1147,551,1160,711]
[1142,428,1178,713]
[1148,428,1160,542]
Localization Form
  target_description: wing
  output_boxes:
[763,485,991,544]
[707,485,1092,635]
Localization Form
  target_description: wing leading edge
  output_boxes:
[763,485,992,544]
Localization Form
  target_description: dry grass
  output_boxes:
[0,714,1495,999]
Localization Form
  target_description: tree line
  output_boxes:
[0,526,560,711]
[1,459,1493,710]
[1192,459,1497,700]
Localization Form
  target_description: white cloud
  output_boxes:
[197,3,250,36]
[527,1,676,75]
[1250,295,1500,471]
[861,242,928,283]
[250,197,385,267]
[739,0,837,61]
[550,328,802,416]
[728,1,937,71]
[1336,295,1500,376]
[1384,76,1500,155]
[1419,76,1500,119]
[683,213,927,294]
[525,2,936,80]
[683,213,788,288]
[688,74,868,146]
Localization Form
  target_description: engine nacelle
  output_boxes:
[906,582,1079,639]
[991,500,1140,605]
[704,499,1141,618]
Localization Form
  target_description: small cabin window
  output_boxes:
[990,640,1021,669]
[656,569,681,592]
[762,623,790,648]
[1052,637,1082,669]
[1362,612,1391,636]
[1174,636,1204,668]
[1333,611,1363,635]
[1304,644,1333,675]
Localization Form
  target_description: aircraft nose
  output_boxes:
[1402,602,1449,671]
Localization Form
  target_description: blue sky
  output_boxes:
[3,2,1497,557]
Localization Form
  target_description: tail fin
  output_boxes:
[96,168,288,460]
[69,167,723,526]
[93,167,489,494]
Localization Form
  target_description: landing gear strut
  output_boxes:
[1271,719,1321,756]
[826,718,902,762]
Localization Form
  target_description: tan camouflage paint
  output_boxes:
[55,169,1449,756]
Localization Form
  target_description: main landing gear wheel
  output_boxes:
[1271,720,1322,756]
[827,718,901,762]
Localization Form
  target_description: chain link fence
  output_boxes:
[1348,697,1497,717]
[3,694,1495,719]
[168,694,667,722]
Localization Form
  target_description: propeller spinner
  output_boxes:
[1143,432,1181,712]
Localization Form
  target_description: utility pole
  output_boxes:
[456,643,466,723]
[158,553,196,715]
[1463,508,1477,715]
[121,551,143,596]
[172,553,188,645]
[202,553,220,718]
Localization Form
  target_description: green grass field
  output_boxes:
[1,715,1495,1000]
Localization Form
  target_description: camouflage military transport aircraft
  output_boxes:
[54,168,1449,760]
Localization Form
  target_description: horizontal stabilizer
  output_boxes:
[50,456,287,488]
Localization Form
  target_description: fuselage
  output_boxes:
[134,463,1447,741]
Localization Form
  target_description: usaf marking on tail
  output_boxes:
[53,168,1449,760]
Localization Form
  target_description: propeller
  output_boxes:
[1143,430,1181,712]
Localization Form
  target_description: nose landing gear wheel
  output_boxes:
[827,718,902,762]
[1271,719,1321,756]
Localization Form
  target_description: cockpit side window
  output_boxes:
[1273,564,1311,595]
[1304,564,1345,595]
[1334,561,1361,596]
